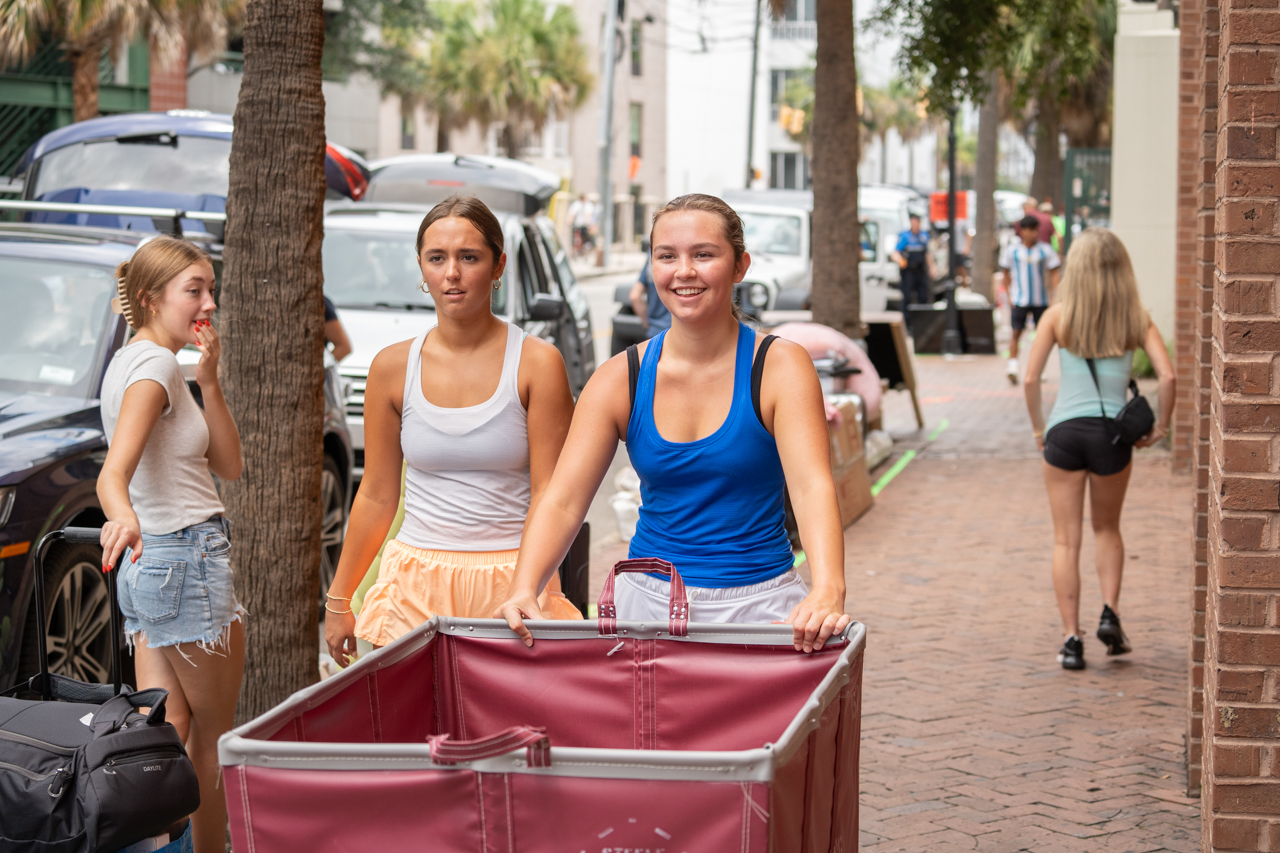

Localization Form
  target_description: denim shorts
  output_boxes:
[118,516,245,651]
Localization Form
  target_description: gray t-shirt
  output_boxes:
[101,341,225,535]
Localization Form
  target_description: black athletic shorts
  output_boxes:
[1043,417,1132,476]
[1011,304,1047,330]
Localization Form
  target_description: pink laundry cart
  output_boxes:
[218,560,864,852]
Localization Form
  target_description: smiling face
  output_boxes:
[651,210,751,326]
[417,216,507,319]
[146,260,217,345]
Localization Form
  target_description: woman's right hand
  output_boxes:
[325,607,359,667]
[495,593,546,648]
[100,518,142,571]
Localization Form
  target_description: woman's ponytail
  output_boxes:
[111,260,139,329]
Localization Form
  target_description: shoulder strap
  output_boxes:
[751,335,778,427]
[1084,357,1107,419]
[627,344,640,413]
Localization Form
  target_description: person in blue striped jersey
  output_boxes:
[1000,214,1062,384]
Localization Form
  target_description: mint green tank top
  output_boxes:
[1046,349,1134,433]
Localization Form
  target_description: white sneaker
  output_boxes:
[1006,358,1018,385]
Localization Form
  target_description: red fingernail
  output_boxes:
[102,565,109,573]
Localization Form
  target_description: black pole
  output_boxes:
[941,107,962,357]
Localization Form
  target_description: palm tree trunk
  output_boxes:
[501,123,520,160]
[68,43,104,122]
[972,74,999,300]
[222,0,327,724]
[809,0,861,338]
[1029,93,1062,208]
[436,118,450,153]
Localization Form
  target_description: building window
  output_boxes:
[782,0,816,22]
[772,0,816,38]
[401,116,415,150]
[770,69,810,120]
[770,152,810,190]
[630,103,642,157]
[631,185,644,244]
[631,20,642,76]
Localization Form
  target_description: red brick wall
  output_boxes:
[149,39,188,112]
[1177,0,1203,477]
[1203,2,1280,848]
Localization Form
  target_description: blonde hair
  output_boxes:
[113,236,212,330]
[1057,228,1148,358]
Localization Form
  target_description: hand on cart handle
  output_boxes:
[325,606,360,667]
[787,589,852,653]
[100,517,142,572]
[496,594,546,648]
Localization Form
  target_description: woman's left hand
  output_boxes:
[786,588,851,653]
[194,319,220,387]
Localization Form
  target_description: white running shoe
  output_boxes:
[1006,358,1018,385]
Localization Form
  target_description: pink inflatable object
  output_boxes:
[770,322,883,425]
[219,560,865,853]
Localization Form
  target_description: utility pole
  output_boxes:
[941,107,962,357]
[744,0,763,189]
[597,0,621,267]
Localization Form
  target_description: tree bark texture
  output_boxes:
[971,75,999,300]
[222,0,327,724]
[1029,95,1062,208]
[69,45,103,122]
[809,0,860,338]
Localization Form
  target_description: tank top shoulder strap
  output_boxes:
[403,329,429,413]
[501,322,527,400]
[751,333,778,427]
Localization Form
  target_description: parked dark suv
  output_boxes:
[0,223,353,692]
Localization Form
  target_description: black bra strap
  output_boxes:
[751,335,778,427]
[627,344,640,413]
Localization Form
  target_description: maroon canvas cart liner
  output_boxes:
[219,616,864,852]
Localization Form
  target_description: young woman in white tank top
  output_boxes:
[325,197,579,664]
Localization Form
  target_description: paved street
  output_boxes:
[591,349,1200,852]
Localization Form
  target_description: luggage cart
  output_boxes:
[219,560,864,852]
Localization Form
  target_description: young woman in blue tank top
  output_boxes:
[1023,228,1175,671]
[497,194,850,653]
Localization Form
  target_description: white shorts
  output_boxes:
[614,569,809,624]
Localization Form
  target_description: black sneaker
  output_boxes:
[1058,635,1085,670]
[1097,605,1132,655]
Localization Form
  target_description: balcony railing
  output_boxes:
[771,21,816,40]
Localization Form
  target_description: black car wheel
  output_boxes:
[318,454,347,609]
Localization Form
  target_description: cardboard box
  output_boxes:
[828,399,874,527]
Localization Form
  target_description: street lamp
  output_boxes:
[941,106,962,357]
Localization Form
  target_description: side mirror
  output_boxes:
[529,293,565,321]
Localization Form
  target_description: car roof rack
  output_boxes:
[0,199,225,243]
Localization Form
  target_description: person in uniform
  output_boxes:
[890,213,937,329]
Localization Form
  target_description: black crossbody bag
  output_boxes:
[1085,357,1156,446]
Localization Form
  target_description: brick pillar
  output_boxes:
[1203,2,1280,848]
[1177,0,1203,476]
[149,39,188,112]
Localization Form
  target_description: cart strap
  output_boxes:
[598,558,689,637]
[428,726,550,767]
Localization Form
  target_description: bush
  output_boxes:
[1133,339,1173,378]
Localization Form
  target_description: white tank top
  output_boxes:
[396,323,531,551]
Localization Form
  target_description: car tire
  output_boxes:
[17,542,135,689]
[318,454,348,612]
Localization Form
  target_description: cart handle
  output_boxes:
[428,726,550,767]
[597,558,689,638]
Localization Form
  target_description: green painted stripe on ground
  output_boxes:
[927,417,950,442]
[793,550,807,569]
[871,449,917,496]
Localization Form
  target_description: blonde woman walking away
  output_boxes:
[1023,228,1175,671]
[97,236,244,853]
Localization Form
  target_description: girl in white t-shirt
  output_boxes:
[97,236,243,853]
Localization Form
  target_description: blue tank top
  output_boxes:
[625,323,794,588]
[1046,349,1134,433]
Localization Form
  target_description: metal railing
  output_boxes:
[770,21,816,40]
[0,199,226,242]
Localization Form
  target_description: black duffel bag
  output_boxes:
[0,529,200,853]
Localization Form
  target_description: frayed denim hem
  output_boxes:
[127,604,248,664]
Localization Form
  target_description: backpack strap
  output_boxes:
[626,344,640,414]
[752,335,779,427]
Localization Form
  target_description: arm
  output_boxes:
[761,340,851,652]
[1048,265,1061,293]
[519,338,576,527]
[1023,304,1060,450]
[97,381,169,570]
[324,342,410,665]
[496,351,632,645]
[1135,320,1176,448]
[629,281,649,329]
[193,321,242,480]
[325,318,353,362]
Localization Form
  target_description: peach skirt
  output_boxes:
[354,539,582,647]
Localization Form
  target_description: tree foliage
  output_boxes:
[320,0,435,99]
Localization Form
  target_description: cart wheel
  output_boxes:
[17,542,134,688]
[318,454,347,612]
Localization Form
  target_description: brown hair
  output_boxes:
[1057,228,1149,358]
[649,193,746,264]
[415,196,505,261]
[113,236,213,330]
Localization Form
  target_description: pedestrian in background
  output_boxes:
[97,236,244,853]
[1022,228,1175,671]
[628,238,671,339]
[325,196,579,666]
[567,193,597,257]
[324,294,352,361]
[1023,196,1057,246]
[890,212,937,330]
[1001,214,1061,384]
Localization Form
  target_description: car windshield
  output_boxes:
[0,258,115,396]
[323,229,434,309]
[31,137,231,198]
[741,212,802,256]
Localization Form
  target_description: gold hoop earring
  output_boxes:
[419,280,428,294]
[492,280,500,290]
